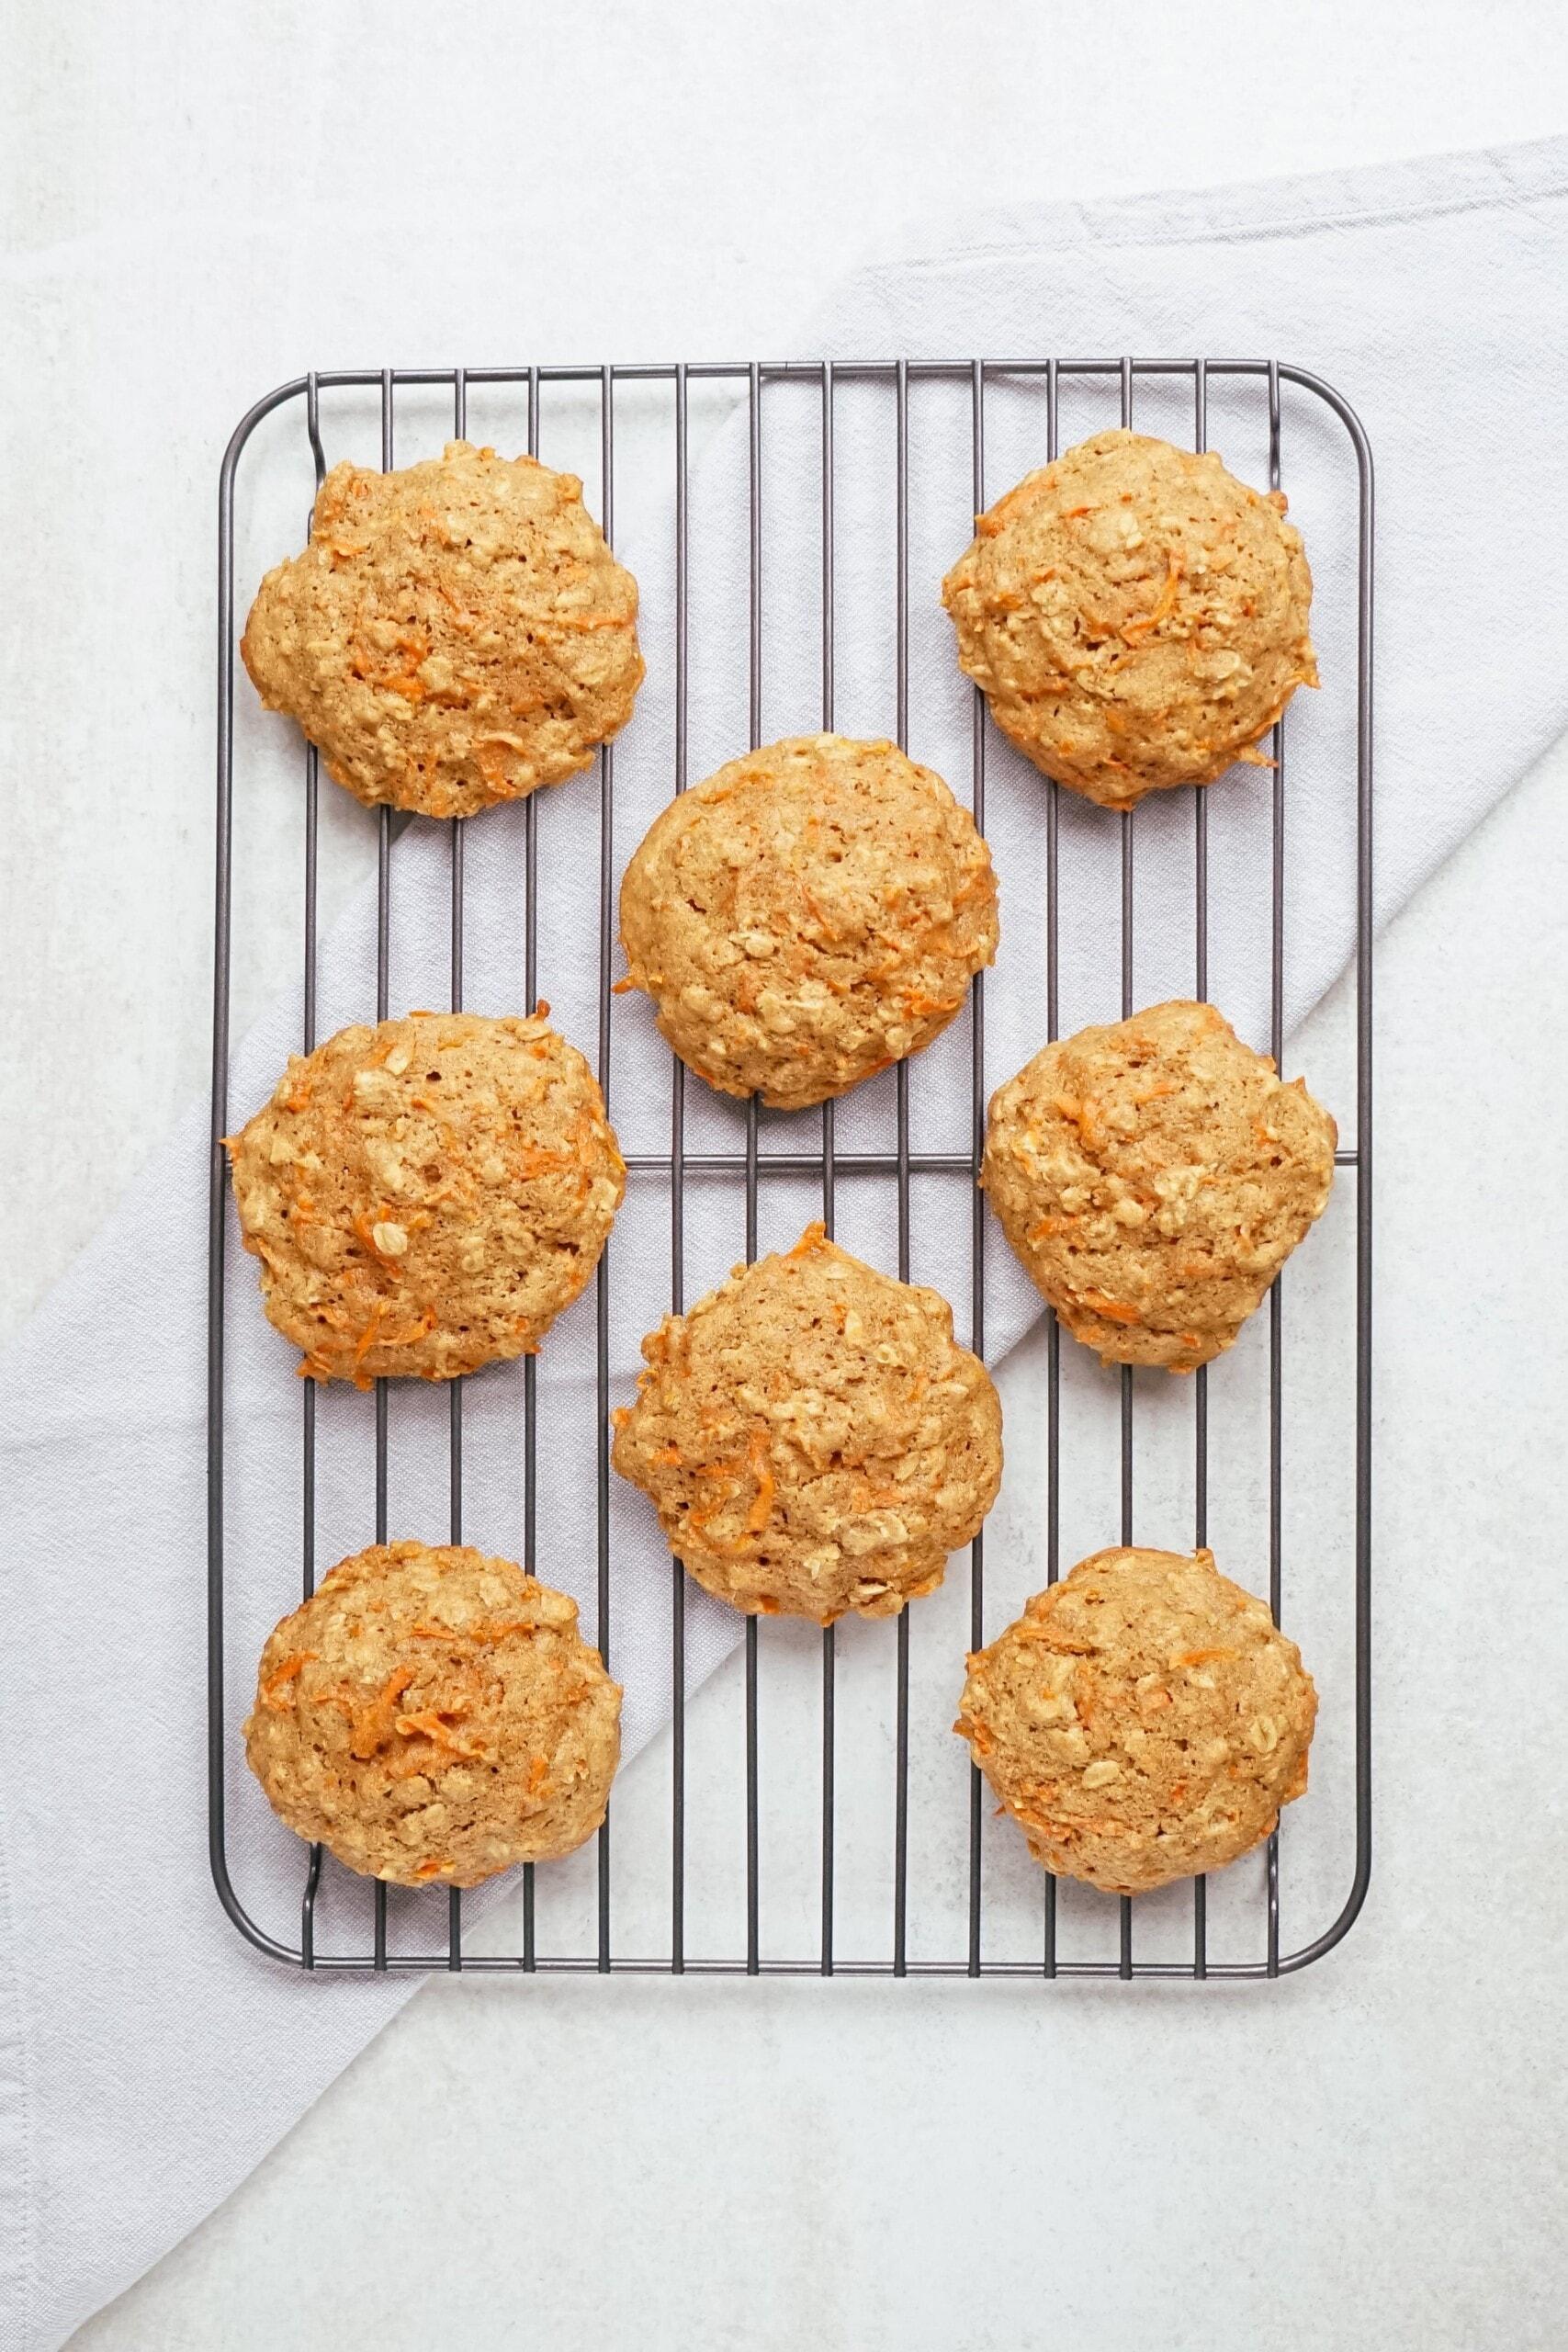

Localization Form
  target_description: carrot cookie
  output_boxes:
[242,440,644,818]
[617,734,997,1111]
[982,1000,1335,1370]
[225,1009,624,1385]
[955,1545,1316,1894]
[245,1542,620,1887]
[612,1224,1002,1622]
[942,429,1316,809]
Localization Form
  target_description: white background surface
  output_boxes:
[4,3,1566,2345]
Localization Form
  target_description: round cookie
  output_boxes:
[982,1000,1335,1370]
[942,429,1317,810]
[242,440,644,819]
[225,1009,624,1386]
[612,1223,1002,1622]
[245,1542,621,1887]
[617,734,998,1111]
[955,1545,1316,1894]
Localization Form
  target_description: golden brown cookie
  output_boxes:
[612,1223,1002,1622]
[241,440,644,819]
[942,429,1316,809]
[245,1542,620,1887]
[982,1000,1335,1370]
[225,1009,624,1386]
[955,1545,1316,1894]
[617,734,998,1111]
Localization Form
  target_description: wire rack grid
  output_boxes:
[211,354,1372,1980]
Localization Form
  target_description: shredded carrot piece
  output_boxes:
[1172,1646,1237,1668]
[610,1407,632,1430]
[481,1618,537,1643]
[1029,1215,1081,1241]
[652,1444,683,1466]
[349,1668,415,1759]
[746,1427,775,1535]
[474,741,515,791]
[1235,745,1278,769]
[1012,1623,1099,1655]
[1119,553,1182,644]
[1076,1289,1142,1326]
[395,1709,488,1760]
[351,1302,388,1377]
[611,974,637,994]
[412,1858,452,1881]
[261,1651,317,1710]
[1052,1092,1103,1147]
[787,1222,828,1259]
[409,1616,536,1647]
[352,1208,404,1267]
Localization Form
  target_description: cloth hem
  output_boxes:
[0,1786,37,2347]
[874,130,1568,282]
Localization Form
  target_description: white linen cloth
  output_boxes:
[3,134,1567,2350]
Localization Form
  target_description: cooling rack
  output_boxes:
[211,355,1372,1980]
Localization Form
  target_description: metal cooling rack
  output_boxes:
[211,356,1372,1979]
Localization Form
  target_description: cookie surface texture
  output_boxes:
[618,733,998,1110]
[942,429,1316,809]
[242,440,644,817]
[226,1010,624,1385]
[982,999,1335,1369]
[955,1545,1316,1894]
[245,1542,621,1887]
[612,1224,1002,1621]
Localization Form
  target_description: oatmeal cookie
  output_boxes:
[612,1223,1002,1621]
[982,1000,1335,1370]
[955,1544,1316,1894]
[942,429,1316,809]
[617,734,997,1110]
[225,1009,624,1385]
[241,440,644,818]
[245,1541,620,1887]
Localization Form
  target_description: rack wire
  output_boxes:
[211,356,1372,1979]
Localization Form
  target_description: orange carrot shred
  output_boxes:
[261,1651,317,1710]
[746,1427,775,1535]
[349,1668,415,1759]
[1077,1289,1141,1326]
